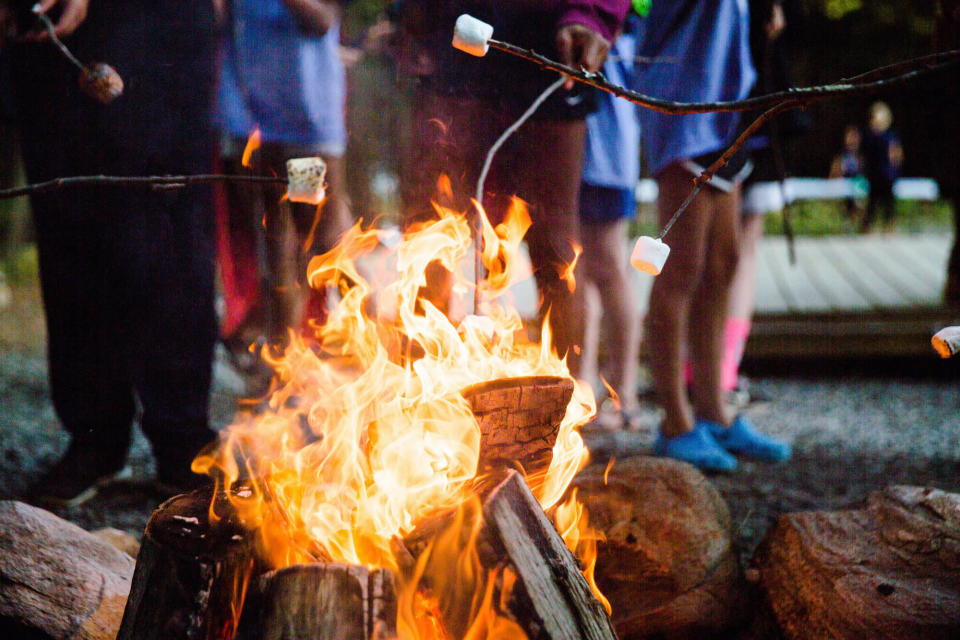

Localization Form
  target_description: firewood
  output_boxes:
[116,488,256,640]
[0,501,135,640]
[240,563,396,640]
[754,485,960,639]
[570,457,748,639]
[461,376,573,475]
[480,470,619,640]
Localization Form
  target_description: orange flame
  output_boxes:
[559,242,582,294]
[241,128,261,168]
[194,200,600,635]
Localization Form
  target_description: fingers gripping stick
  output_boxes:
[452,14,494,57]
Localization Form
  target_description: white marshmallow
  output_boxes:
[286,157,327,204]
[631,236,671,275]
[452,14,494,57]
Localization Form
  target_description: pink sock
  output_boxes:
[721,317,751,391]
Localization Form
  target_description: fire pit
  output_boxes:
[116,203,609,639]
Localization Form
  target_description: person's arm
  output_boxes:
[554,0,630,86]
[283,0,341,36]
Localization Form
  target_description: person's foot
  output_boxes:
[653,422,738,472]
[706,414,791,462]
[29,440,131,508]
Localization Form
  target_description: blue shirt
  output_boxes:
[218,0,347,152]
[582,21,641,190]
[634,0,756,176]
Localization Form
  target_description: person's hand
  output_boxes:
[556,23,611,89]
[24,0,90,41]
[283,0,340,36]
[765,2,786,41]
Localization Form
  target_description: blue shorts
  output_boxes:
[579,184,636,225]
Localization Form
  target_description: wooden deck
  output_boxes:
[744,233,959,359]
[626,233,958,359]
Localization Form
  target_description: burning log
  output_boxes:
[116,489,256,640]
[479,470,619,640]
[239,564,396,640]
[462,375,573,478]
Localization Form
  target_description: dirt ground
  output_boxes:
[1,277,959,569]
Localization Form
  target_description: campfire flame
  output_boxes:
[194,196,601,637]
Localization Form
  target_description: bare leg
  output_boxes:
[687,184,741,425]
[646,164,731,436]
[721,212,764,388]
[581,217,640,409]
[518,119,587,375]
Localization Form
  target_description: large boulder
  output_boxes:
[754,485,960,639]
[572,456,748,639]
[0,501,135,639]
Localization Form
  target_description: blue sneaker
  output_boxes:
[653,422,738,472]
[707,414,791,462]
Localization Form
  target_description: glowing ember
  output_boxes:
[194,196,600,635]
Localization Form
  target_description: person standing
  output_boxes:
[217,0,353,369]
[579,10,642,427]
[859,101,903,233]
[636,0,790,471]
[392,0,631,376]
[6,0,220,504]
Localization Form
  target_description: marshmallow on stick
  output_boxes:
[286,157,327,205]
[931,326,960,359]
[631,236,671,275]
[452,14,494,57]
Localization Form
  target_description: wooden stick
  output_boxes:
[487,40,960,115]
[931,326,960,358]
[0,174,286,200]
[481,470,618,640]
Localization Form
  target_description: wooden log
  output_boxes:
[462,376,573,477]
[239,563,397,640]
[480,469,618,640]
[570,457,748,639]
[931,326,960,358]
[116,488,256,640]
[754,485,960,639]
[0,500,135,640]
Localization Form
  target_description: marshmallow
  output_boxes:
[286,157,327,204]
[79,63,124,104]
[452,14,494,57]
[630,236,671,275]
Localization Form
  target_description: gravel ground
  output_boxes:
[1,342,958,567]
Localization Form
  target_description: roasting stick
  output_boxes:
[457,14,960,276]
[454,15,569,313]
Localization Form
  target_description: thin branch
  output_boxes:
[34,10,86,72]
[487,40,960,114]
[659,101,801,239]
[0,174,286,200]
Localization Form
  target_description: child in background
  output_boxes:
[579,11,643,429]
[859,101,903,233]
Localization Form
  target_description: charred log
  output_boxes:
[116,488,256,640]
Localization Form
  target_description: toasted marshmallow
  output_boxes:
[286,157,327,204]
[631,236,671,275]
[452,14,494,57]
